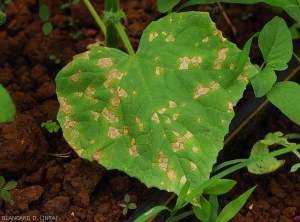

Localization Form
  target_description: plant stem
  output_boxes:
[105,0,119,48]
[114,21,135,56]
[82,0,106,37]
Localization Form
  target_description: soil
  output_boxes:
[0,0,299,222]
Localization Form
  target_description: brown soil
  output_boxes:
[0,0,299,222]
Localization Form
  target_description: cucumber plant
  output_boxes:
[55,0,300,220]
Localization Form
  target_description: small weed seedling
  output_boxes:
[0,176,17,201]
[39,4,52,36]
[49,55,61,64]
[41,120,60,133]
[119,194,137,216]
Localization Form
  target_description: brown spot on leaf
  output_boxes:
[58,97,72,114]
[192,146,199,153]
[166,34,175,42]
[214,47,229,70]
[202,37,208,42]
[210,81,220,90]
[63,116,77,130]
[172,113,179,120]
[237,74,249,82]
[75,149,84,157]
[180,176,187,185]
[103,69,124,88]
[110,95,120,107]
[92,150,102,162]
[70,69,81,82]
[129,139,139,157]
[149,32,158,42]
[74,92,83,97]
[155,66,164,75]
[103,107,119,123]
[91,111,100,121]
[136,117,144,131]
[97,58,113,68]
[169,101,176,108]
[74,51,90,60]
[117,87,128,98]
[158,108,166,114]
[167,169,176,181]
[159,151,168,171]
[151,113,159,123]
[108,126,122,139]
[71,130,79,139]
[190,162,197,170]
[89,138,96,144]
[85,85,96,96]
[193,84,210,99]
[228,102,234,113]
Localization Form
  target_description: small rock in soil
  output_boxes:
[282,207,297,218]
[269,178,287,199]
[43,196,70,215]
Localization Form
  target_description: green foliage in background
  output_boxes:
[0,176,17,201]
[0,84,16,123]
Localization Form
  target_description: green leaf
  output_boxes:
[3,181,17,190]
[124,194,130,203]
[157,0,180,13]
[258,16,293,64]
[0,176,5,188]
[250,66,277,98]
[203,179,236,195]
[247,132,287,174]
[42,22,53,36]
[0,84,16,123]
[193,195,211,222]
[119,204,127,208]
[209,195,219,222]
[128,203,137,209]
[56,12,256,195]
[173,181,190,212]
[73,0,80,4]
[61,3,71,9]
[291,163,300,172]
[134,206,172,222]
[267,81,300,124]
[123,207,128,215]
[216,186,256,222]
[39,5,49,21]
[0,190,11,201]
[266,60,288,71]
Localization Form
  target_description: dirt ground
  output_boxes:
[0,0,299,221]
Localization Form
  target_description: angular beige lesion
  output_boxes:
[70,69,82,82]
[123,126,129,135]
[210,81,220,90]
[108,126,122,139]
[237,74,249,82]
[151,112,159,124]
[85,85,96,95]
[103,69,124,88]
[92,150,102,162]
[158,151,168,171]
[155,66,164,75]
[230,63,235,70]
[74,92,83,97]
[58,97,73,114]
[172,113,179,120]
[193,84,210,99]
[149,32,158,42]
[158,108,166,114]
[167,168,176,181]
[73,51,90,60]
[214,47,229,70]
[169,101,176,108]
[96,58,113,68]
[228,101,234,113]
[89,138,96,144]
[165,118,171,124]
[166,34,175,42]
[190,161,197,170]
[135,117,144,131]
[180,175,187,185]
[103,107,119,123]
[129,139,139,157]
[91,111,100,121]
[117,87,128,98]
[192,146,199,153]
[110,95,121,107]
[63,116,77,130]
[171,130,193,152]
[75,149,84,157]
[202,37,208,42]
[179,56,203,70]
[71,130,79,139]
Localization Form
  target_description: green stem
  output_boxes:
[105,0,119,48]
[293,52,300,63]
[114,21,135,56]
[82,0,106,37]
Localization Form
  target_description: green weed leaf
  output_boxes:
[247,132,288,174]
[250,66,277,98]
[258,16,292,64]
[0,84,16,123]
[3,181,17,190]
[291,163,300,172]
[209,195,219,222]
[216,186,256,222]
[42,22,52,36]
[135,206,172,222]
[56,12,256,195]
[203,179,236,195]
[157,0,180,12]
[267,81,300,124]
[193,195,211,221]
[0,176,5,188]
[39,5,49,21]
[0,190,11,201]
[128,203,137,209]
